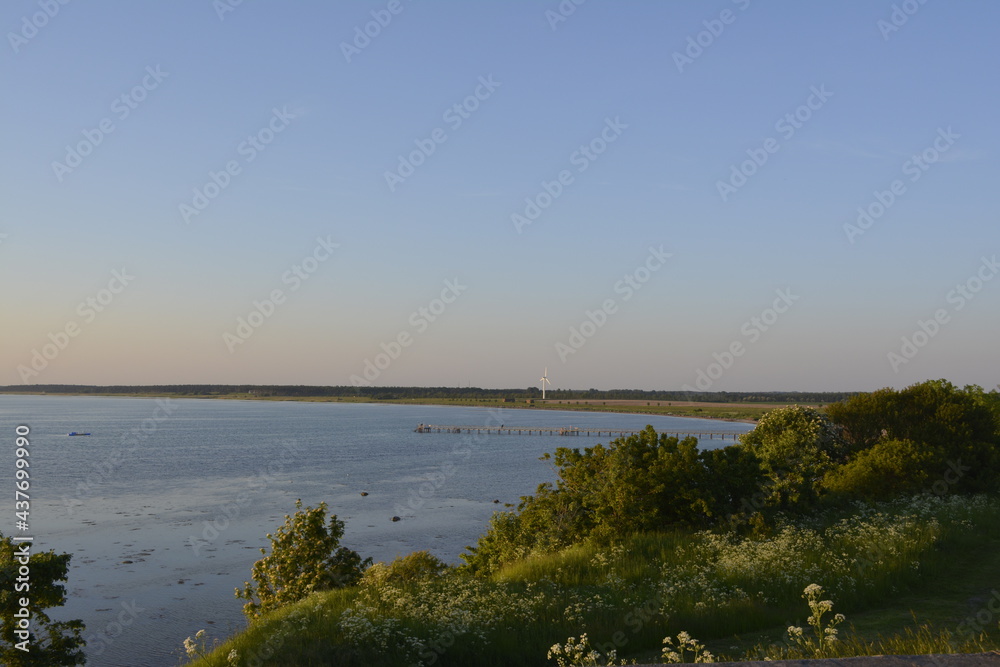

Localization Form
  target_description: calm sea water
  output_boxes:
[0,395,752,667]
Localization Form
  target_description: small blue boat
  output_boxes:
[68,432,91,436]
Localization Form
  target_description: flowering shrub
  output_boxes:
[235,499,371,621]
[740,405,844,507]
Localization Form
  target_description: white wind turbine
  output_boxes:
[539,367,551,400]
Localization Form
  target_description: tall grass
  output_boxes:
[190,494,1000,667]
[746,620,995,662]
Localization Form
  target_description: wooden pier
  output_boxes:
[413,424,744,441]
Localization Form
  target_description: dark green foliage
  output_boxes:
[464,380,1000,575]
[0,535,85,666]
[700,444,769,517]
[823,380,1000,496]
[462,426,766,572]
[823,438,935,500]
[824,388,900,453]
[738,381,1000,506]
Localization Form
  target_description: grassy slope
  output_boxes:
[189,500,1000,666]
[709,529,1000,662]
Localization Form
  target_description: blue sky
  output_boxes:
[1,0,997,391]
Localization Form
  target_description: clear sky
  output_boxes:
[1,1,997,392]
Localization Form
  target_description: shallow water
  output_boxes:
[0,395,752,666]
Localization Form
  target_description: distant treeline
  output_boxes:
[0,384,856,404]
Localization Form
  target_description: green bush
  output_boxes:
[235,499,371,621]
[824,380,1000,496]
[740,405,844,508]
[463,427,765,573]
[362,550,449,586]
[823,438,935,501]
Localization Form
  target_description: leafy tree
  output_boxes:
[823,388,898,453]
[0,534,85,666]
[236,500,371,621]
[740,405,844,508]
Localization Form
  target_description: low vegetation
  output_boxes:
[183,379,1000,666]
